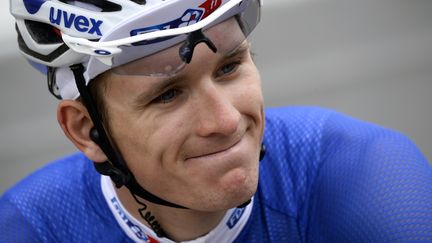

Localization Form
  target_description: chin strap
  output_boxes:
[70,64,187,209]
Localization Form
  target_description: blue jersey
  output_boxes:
[1,107,431,242]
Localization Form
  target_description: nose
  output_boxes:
[194,83,241,137]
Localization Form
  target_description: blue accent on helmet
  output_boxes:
[23,0,46,14]
[94,50,112,55]
[130,9,204,46]
[27,60,48,74]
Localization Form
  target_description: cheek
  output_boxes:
[108,115,152,172]
[109,110,189,183]
[249,71,264,107]
[232,69,264,124]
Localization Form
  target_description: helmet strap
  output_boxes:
[69,64,187,209]
[47,67,62,100]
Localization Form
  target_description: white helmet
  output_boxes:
[11,0,262,99]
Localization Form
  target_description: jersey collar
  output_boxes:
[101,175,253,242]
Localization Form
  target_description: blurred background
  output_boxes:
[1,0,431,194]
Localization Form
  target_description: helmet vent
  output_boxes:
[130,0,146,5]
[59,0,123,12]
[25,20,63,44]
[16,23,70,63]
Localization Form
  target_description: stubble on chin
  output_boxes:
[198,160,259,211]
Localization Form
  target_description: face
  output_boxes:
[100,19,264,211]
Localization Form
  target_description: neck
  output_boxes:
[116,186,227,242]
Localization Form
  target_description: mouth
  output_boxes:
[185,136,244,161]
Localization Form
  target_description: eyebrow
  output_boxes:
[133,75,181,106]
[224,41,251,59]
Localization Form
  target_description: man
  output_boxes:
[1,0,431,242]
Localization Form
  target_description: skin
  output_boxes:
[57,21,264,241]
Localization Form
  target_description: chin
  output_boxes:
[227,184,257,209]
[222,156,260,207]
[194,193,256,212]
[197,167,259,212]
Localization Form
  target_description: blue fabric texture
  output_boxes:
[1,107,431,242]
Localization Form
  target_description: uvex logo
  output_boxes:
[49,7,103,36]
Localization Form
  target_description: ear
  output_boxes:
[57,100,108,163]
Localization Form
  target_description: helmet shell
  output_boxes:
[10,0,261,99]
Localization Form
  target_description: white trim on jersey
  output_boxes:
[101,175,253,243]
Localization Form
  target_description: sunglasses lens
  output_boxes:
[112,42,186,77]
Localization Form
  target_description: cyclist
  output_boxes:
[1,0,431,241]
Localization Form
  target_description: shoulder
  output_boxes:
[261,107,432,241]
[307,113,432,241]
[263,106,337,158]
[0,152,111,241]
[256,106,337,223]
[263,106,426,164]
[2,152,96,203]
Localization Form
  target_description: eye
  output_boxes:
[216,61,241,77]
[153,89,182,104]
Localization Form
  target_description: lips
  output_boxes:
[186,140,240,160]
[185,133,244,160]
